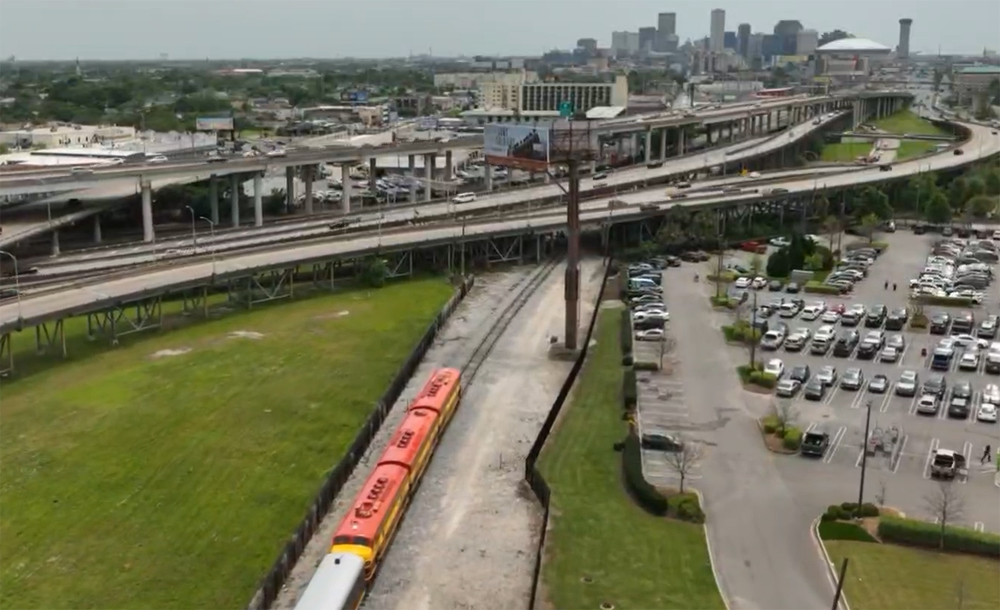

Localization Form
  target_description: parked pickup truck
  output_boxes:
[930,448,966,479]
[800,427,831,457]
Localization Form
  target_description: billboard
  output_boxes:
[346,91,369,103]
[484,124,550,170]
[549,119,599,161]
[195,117,234,131]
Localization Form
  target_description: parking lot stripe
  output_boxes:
[823,426,847,464]
[849,387,865,409]
[961,441,973,484]
[896,344,908,368]
[907,394,920,416]
[824,384,840,406]
[937,397,949,420]
[891,435,907,473]
[878,392,892,413]
[923,438,941,479]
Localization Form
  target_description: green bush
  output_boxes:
[839,502,881,518]
[912,295,976,308]
[767,248,791,277]
[877,515,1000,558]
[748,371,778,389]
[634,360,660,371]
[710,295,737,308]
[668,492,706,524]
[620,310,634,352]
[909,313,930,329]
[622,367,638,410]
[823,504,848,521]
[622,432,668,515]
[622,353,634,366]
[818,520,879,542]
[782,426,803,450]
[761,414,780,434]
[803,281,842,295]
[707,271,737,283]
[723,321,761,344]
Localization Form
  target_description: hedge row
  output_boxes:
[620,309,634,355]
[781,426,802,450]
[710,295,738,309]
[909,313,930,329]
[818,520,879,543]
[823,502,880,521]
[877,515,1000,558]
[707,271,737,283]
[622,432,668,515]
[622,368,637,410]
[723,322,761,343]
[845,240,889,252]
[803,281,842,295]
[749,371,778,389]
[667,492,706,524]
[912,295,976,308]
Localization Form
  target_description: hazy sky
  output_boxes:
[1,0,998,60]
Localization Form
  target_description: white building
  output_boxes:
[519,75,629,113]
[710,9,726,53]
[433,70,537,91]
[611,31,640,56]
[797,29,819,55]
[0,124,136,149]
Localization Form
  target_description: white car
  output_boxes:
[634,310,669,323]
[751,276,768,290]
[984,384,1000,405]
[948,290,984,303]
[769,237,791,247]
[959,351,980,371]
[267,148,288,157]
[801,305,822,321]
[764,358,785,379]
[821,310,841,324]
[748,171,761,178]
[452,192,476,204]
[147,155,168,163]
[953,334,988,349]
[978,403,998,423]
[815,325,837,342]
[735,277,752,289]
[636,328,665,341]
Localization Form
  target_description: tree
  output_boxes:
[860,213,881,244]
[924,190,953,225]
[924,481,965,550]
[981,169,1000,196]
[948,177,969,209]
[821,215,841,253]
[774,398,798,437]
[662,438,704,494]
[749,253,763,276]
[966,194,996,219]
[766,247,791,277]
[818,30,852,47]
[853,186,892,221]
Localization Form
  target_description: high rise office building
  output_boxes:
[737,23,751,57]
[656,12,677,52]
[898,18,912,59]
[638,27,657,53]
[710,9,726,53]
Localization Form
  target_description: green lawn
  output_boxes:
[825,541,1000,610]
[873,109,948,136]
[0,279,454,610]
[896,140,938,160]
[538,308,725,610]
[821,141,871,162]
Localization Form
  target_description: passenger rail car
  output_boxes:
[293,368,462,610]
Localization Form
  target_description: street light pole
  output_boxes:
[857,399,874,518]
[185,205,197,248]
[0,250,23,322]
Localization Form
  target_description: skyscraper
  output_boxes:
[898,18,913,59]
[737,23,751,57]
[710,9,726,53]
[638,27,657,53]
[658,12,676,36]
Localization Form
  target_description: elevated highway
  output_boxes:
[2,118,995,345]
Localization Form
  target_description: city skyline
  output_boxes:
[1,0,998,60]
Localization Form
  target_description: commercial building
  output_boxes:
[796,29,819,55]
[773,20,804,55]
[461,74,629,124]
[953,65,1000,106]
[638,27,657,53]
[0,124,136,149]
[897,18,913,59]
[657,12,676,52]
[611,31,640,56]
[433,70,538,90]
[816,38,892,80]
[737,23,751,57]
[710,9,726,53]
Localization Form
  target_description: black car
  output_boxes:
[768,280,783,292]
[833,331,860,357]
[952,312,975,334]
[865,305,888,327]
[923,375,948,397]
[646,161,664,169]
[885,308,908,330]
[789,365,811,383]
[947,396,970,419]
[856,339,880,360]
[951,380,972,400]
[785,282,800,294]
[664,256,682,267]
[929,313,952,335]
[803,378,827,401]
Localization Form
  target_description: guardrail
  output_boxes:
[246,275,475,610]
[523,257,612,610]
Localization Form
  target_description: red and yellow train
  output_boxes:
[295,368,462,610]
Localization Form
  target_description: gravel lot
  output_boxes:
[273,268,537,610]
[363,257,606,610]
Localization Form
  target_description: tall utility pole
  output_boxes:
[565,159,581,350]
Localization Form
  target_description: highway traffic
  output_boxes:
[3,117,997,333]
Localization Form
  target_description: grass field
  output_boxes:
[873,109,948,136]
[824,541,1000,610]
[538,308,725,610]
[821,141,871,162]
[896,140,938,160]
[0,279,454,610]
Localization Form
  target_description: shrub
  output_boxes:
[622,368,638,410]
[748,371,777,389]
[622,432,668,515]
[634,360,660,371]
[620,310,634,352]
[824,504,848,521]
[782,426,803,450]
[818,520,879,542]
[909,313,930,329]
[803,281,842,295]
[761,414,780,434]
[622,353,634,366]
[668,493,706,524]
[912,295,976,308]
[707,271,737,283]
[766,248,791,277]
[724,320,761,344]
[710,295,737,308]
[877,515,1000,558]
[840,502,881,518]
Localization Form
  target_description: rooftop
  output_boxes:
[816,38,891,53]
[957,65,1000,74]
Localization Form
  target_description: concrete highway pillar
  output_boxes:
[423,154,434,202]
[341,165,352,213]
[368,157,377,179]
[408,154,419,200]
[230,174,240,227]
[485,163,493,191]
[141,180,154,243]
[444,150,453,181]
[93,215,102,244]
[51,230,60,257]
[285,166,295,212]
[706,127,713,145]
[253,172,263,227]
[659,128,668,161]
[767,113,772,130]
[644,130,652,164]
[209,176,219,225]
[616,139,625,158]
[304,166,314,214]
[678,129,686,156]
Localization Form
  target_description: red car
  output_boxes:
[832,303,846,314]
[740,241,760,252]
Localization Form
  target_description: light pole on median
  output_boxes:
[0,250,23,322]
[185,205,197,248]
[199,216,217,275]
[856,399,874,519]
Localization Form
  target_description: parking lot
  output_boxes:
[727,231,1000,529]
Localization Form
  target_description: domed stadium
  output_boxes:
[816,37,892,80]
[816,37,891,55]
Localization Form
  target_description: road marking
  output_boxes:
[878,391,892,413]
[922,438,941,479]
[907,393,920,416]
[961,441,973,484]
[891,435,907,474]
[897,343,908,367]
[938,396,949,420]
[824,383,840,406]
[823,426,847,464]
[849,387,865,409]
[974,522,985,532]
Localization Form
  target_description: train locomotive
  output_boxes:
[294,368,462,610]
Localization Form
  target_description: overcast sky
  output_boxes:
[1,0,998,60]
